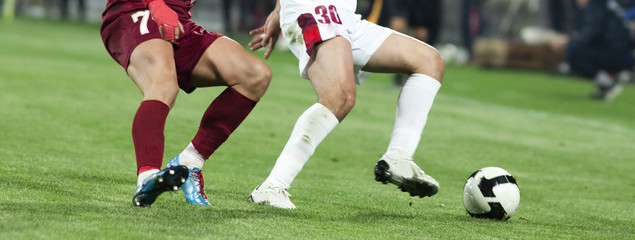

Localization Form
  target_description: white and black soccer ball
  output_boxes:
[463,167,520,220]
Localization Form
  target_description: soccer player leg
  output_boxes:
[306,37,357,121]
[248,101,340,209]
[126,39,185,206]
[248,1,355,208]
[363,32,445,198]
[170,36,271,206]
[249,37,353,209]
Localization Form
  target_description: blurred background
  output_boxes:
[2,0,634,99]
[1,0,551,47]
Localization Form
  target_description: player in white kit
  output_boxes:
[247,0,445,209]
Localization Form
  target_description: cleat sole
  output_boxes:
[374,160,439,198]
[374,160,391,184]
[132,165,189,207]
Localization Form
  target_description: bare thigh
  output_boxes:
[127,39,180,107]
[306,37,356,121]
[362,33,444,81]
[189,37,271,101]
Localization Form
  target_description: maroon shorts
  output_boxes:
[100,1,222,93]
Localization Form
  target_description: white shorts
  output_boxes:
[280,0,395,84]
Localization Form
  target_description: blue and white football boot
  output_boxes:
[167,154,211,206]
[133,165,189,207]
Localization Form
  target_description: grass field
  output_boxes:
[0,18,633,239]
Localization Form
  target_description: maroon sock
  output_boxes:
[132,100,169,175]
[192,88,257,159]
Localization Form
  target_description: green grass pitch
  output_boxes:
[0,18,633,239]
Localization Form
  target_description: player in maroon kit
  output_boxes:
[100,0,271,207]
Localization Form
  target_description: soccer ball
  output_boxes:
[462,167,520,220]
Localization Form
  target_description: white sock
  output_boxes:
[178,142,205,170]
[137,169,160,186]
[385,73,441,161]
[264,103,339,189]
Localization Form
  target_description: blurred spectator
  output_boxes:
[623,1,635,36]
[222,0,275,35]
[461,0,486,57]
[384,0,442,45]
[551,0,634,100]
[60,0,85,20]
[222,0,232,34]
[548,0,577,34]
[361,0,389,26]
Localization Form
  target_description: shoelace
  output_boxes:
[273,187,292,199]
[191,170,208,199]
[256,184,292,199]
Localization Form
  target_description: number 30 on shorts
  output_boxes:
[314,5,342,24]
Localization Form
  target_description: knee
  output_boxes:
[412,46,445,83]
[128,61,180,106]
[250,61,272,94]
[336,88,356,113]
[341,90,356,113]
[320,86,356,120]
[235,60,271,100]
[145,78,180,107]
